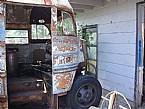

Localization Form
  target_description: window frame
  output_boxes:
[57,9,76,37]
[5,28,29,45]
[82,24,98,78]
[30,24,51,43]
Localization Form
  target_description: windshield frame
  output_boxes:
[5,2,76,44]
[57,6,77,37]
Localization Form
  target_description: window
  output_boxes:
[63,12,75,35]
[57,11,75,36]
[83,27,97,60]
[82,25,98,76]
[6,30,28,44]
[31,24,51,39]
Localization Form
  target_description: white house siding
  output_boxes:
[76,0,143,101]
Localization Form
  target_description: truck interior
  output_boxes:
[5,3,59,109]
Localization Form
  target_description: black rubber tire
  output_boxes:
[69,75,102,109]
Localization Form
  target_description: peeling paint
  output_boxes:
[0,78,4,96]
[0,3,7,109]
[52,36,79,94]
[0,16,6,73]
[5,0,73,12]
[51,7,57,36]
[53,71,75,94]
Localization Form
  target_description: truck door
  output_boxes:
[51,7,80,94]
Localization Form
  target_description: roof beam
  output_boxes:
[71,3,95,10]
[74,9,85,13]
[69,0,101,7]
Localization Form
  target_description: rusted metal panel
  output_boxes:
[0,3,8,109]
[0,78,4,96]
[6,5,31,24]
[6,24,31,29]
[6,0,46,5]
[0,3,6,87]
[44,0,52,5]
[5,0,73,12]
[0,3,6,74]
[51,4,79,95]
[51,6,57,36]
[53,71,76,94]
[52,36,80,94]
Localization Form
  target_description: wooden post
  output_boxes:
[108,93,116,109]
[50,94,58,109]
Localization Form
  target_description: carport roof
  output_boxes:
[70,0,113,12]
[2,0,73,11]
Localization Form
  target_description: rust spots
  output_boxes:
[0,0,5,1]
[0,101,8,109]
[0,41,6,73]
[0,5,4,15]
[55,73,73,89]
[51,7,57,36]
[0,77,7,109]
[44,0,52,5]
[0,97,7,103]
[0,41,5,48]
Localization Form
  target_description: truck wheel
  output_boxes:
[69,75,102,109]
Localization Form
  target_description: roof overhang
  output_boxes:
[69,0,114,13]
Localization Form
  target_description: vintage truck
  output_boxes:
[0,0,102,109]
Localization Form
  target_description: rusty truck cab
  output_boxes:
[0,0,102,109]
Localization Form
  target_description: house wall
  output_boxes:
[76,0,143,101]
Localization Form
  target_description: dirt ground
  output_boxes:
[10,103,48,109]
[138,103,145,109]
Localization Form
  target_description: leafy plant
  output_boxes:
[77,24,94,47]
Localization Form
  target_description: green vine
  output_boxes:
[77,24,94,47]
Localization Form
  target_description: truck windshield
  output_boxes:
[57,10,75,36]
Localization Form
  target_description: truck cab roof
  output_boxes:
[3,0,73,13]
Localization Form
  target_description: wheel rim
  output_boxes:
[75,83,97,107]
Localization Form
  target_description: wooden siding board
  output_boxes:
[98,43,136,56]
[76,0,138,101]
[98,70,135,100]
[98,20,136,34]
[98,53,136,67]
[98,61,135,79]
[98,32,136,44]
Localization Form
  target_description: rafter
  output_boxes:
[73,9,85,13]
[69,0,101,7]
[71,3,95,10]
[70,0,113,13]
